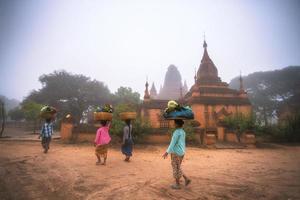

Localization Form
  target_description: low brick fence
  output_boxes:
[60,123,256,147]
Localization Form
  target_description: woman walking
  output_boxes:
[162,119,191,189]
[94,120,111,165]
[121,119,133,162]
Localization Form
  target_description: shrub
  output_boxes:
[279,112,300,142]
[110,103,151,143]
[183,121,197,143]
[223,113,256,142]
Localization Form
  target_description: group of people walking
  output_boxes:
[94,119,133,165]
[39,118,191,189]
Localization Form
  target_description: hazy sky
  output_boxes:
[0,0,300,101]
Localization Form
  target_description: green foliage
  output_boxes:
[229,66,300,125]
[23,70,111,123]
[22,101,43,121]
[131,118,152,143]
[248,111,300,143]
[223,113,256,142]
[8,107,24,121]
[112,87,141,105]
[109,103,151,143]
[20,101,43,134]
[183,121,197,143]
[278,113,300,142]
[223,113,256,132]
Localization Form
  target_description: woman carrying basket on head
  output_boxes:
[162,119,191,189]
[162,101,193,189]
[94,120,111,165]
[122,119,133,162]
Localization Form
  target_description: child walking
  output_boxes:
[94,120,111,165]
[162,119,191,189]
[39,118,53,153]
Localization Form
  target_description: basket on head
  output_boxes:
[94,112,113,121]
[119,112,137,120]
[40,106,57,119]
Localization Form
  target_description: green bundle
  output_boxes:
[40,105,57,119]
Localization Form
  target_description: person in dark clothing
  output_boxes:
[121,119,133,162]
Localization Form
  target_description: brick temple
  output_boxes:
[141,40,253,145]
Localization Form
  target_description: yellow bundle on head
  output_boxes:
[167,100,178,109]
[165,100,180,113]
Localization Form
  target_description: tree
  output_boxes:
[22,101,43,134]
[8,107,24,121]
[279,112,300,142]
[0,95,20,112]
[112,87,141,105]
[229,66,300,125]
[23,70,111,123]
[0,99,5,137]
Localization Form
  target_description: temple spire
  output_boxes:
[150,82,157,99]
[201,39,210,62]
[194,68,197,83]
[144,78,150,100]
[197,38,220,83]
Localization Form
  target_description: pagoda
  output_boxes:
[141,40,252,144]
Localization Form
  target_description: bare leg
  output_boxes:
[183,174,191,186]
[102,153,107,165]
[96,154,101,165]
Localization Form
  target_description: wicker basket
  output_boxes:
[94,112,113,121]
[40,110,57,119]
[119,112,137,120]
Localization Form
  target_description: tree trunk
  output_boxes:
[0,101,5,137]
[33,119,37,134]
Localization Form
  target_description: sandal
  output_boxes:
[171,184,181,190]
[96,161,101,165]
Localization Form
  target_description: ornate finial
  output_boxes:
[145,75,149,87]
[203,32,207,48]
[239,71,244,91]
[203,39,207,48]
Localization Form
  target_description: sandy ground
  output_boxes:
[0,141,299,200]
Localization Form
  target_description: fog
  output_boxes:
[0,0,299,100]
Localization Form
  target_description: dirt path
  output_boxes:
[0,141,299,200]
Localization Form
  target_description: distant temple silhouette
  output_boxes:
[149,65,188,100]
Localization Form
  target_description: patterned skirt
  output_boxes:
[95,144,108,156]
[171,153,185,179]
